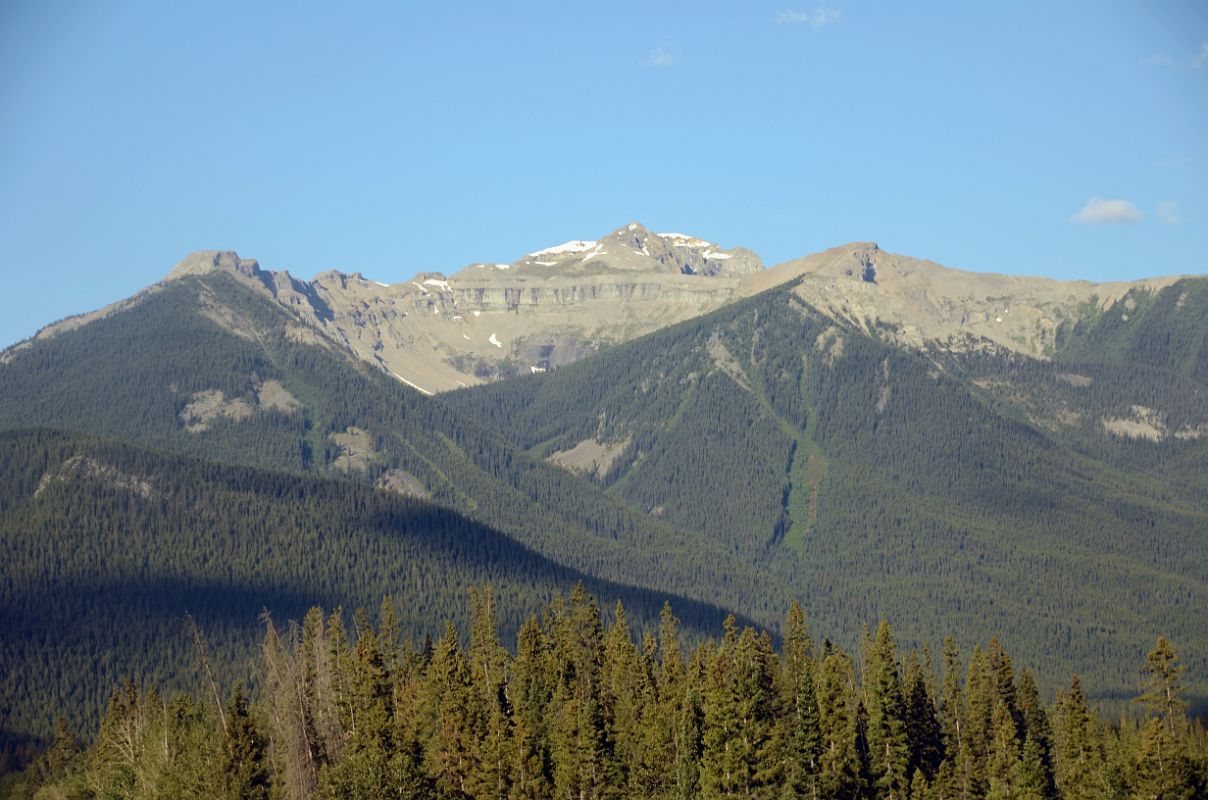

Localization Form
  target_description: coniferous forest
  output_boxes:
[8,0,1208,795]
[1,255,1206,798]
[6,588,1206,800]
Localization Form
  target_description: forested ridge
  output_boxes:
[446,280,1208,702]
[6,588,1206,800]
[0,272,796,623]
[0,430,741,760]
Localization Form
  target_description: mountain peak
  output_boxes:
[166,250,262,281]
[740,241,1192,359]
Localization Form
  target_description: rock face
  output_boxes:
[162,223,763,392]
[23,232,1195,393]
[744,242,1188,358]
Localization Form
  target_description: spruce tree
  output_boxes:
[778,601,821,799]
[816,647,864,800]
[673,684,704,800]
[468,586,514,800]
[863,621,910,800]
[1053,676,1107,800]
[261,615,318,800]
[702,617,781,798]
[903,651,944,782]
[984,701,1022,800]
[221,685,269,800]
[302,606,342,766]
[1130,717,1196,800]
[1138,636,1187,738]
[963,644,993,792]
[1017,669,1056,799]
[420,622,478,798]
[510,616,553,800]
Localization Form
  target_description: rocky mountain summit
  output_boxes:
[161,223,764,392]
[746,242,1188,358]
[6,230,1198,392]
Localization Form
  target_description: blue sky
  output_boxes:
[1,1,1206,347]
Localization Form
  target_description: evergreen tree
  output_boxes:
[420,622,478,799]
[1053,676,1107,800]
[909,767,933,800]
[302,606,342,767]
[379,595,404,676]
[816,647,864,800]
[549,586,619,800]
[602,601,644,794]
[963,644,993,792]
[903,651,944,782]
[778,601,821,799]
[984,701,1022,800]
[703,622,781,798]
[468,586,514,800]
[673,684,704,800]
[510,616,553,800]
[1130,717,1197,800]
[1138,636,1187,739]
[863,621,910,800]
[986,638,1021,734]
[15,590,1208,800]
[1016,732,1051,800]
[326,608,356,747]
[222,685,269,800]
[936,636,978,800]
[1017,668,1057,799]
[319,617,398,798]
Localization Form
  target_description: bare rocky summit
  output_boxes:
[160,223,763,392]
[7,230,1197,391]
[745,242,1188,358]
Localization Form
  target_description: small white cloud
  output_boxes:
[1070,196,1143,226]
[777,8,841,29]
[642,46,678,68]
[1157,201,1181,224]
[1193,43,1208,68]
[1144,53,1173,67]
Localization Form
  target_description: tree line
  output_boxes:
[10,586,1206,800]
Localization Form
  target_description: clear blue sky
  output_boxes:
[2,1,1206,347]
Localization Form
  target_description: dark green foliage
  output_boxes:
[863,622,910,799]
[221,686,269,800]
[1055,279,1208,384]
[0,430,742,754]
[19,591,1208,800]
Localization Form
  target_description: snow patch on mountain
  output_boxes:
[529,240,597,257]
